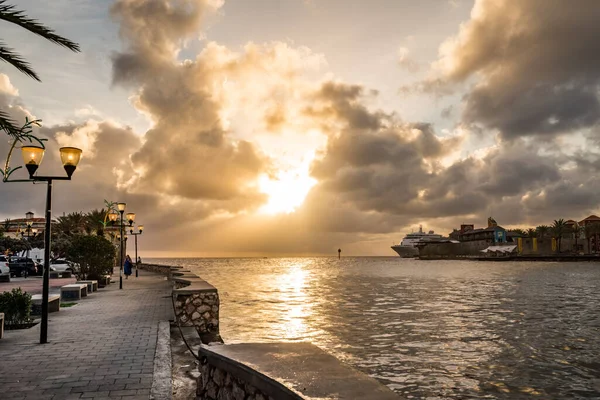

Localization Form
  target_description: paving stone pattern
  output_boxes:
[0,269,173,400]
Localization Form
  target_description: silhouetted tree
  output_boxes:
[552,219,566,253]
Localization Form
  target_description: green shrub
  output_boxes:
[66,234,116,280]
[0,288,32,326]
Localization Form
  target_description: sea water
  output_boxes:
[148,257,600,399]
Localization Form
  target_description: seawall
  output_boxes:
[140,263,401,400]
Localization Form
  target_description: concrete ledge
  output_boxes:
[60,284,88,301]
[0,313,3,339]
[198,343,401,400]
[151,321,172,400]
[76,280,98,293]
[31,294,60,314]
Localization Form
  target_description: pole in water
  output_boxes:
[338,248,341,259]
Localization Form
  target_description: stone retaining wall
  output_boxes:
[140,263,222,343]
[174,292,219,335]
[197,361,273,400]
[139,263,172,277]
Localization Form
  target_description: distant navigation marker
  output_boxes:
[338,248,341,259]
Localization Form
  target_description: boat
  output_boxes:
[391,226,443,258]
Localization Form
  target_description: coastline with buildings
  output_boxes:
[412,215,600,260]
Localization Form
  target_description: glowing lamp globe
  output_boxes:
[59,147,82,177]
[21,146,45,176]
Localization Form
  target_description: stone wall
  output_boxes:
[139,263,172,277]
[197,361,274,400]
[174,292,220,336]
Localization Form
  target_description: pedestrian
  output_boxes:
[124,255,133,279]
[137,256,142,265]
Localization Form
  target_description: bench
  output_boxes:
[31,294,61,314]
[98,275,111,288]
[50,271,72,279]
[0,313,3,339]
[60,284,88,301]
[76,280,98,293]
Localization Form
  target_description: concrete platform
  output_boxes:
[31,294,60,314]
[60,283,87,301]
[199,342,401,399]
[76,280,98,293]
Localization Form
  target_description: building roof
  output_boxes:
[579,215,600,224]
[460,226,506,235]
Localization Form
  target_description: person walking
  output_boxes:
[124,255,133,279]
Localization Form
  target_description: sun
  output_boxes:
[258,166,317,215]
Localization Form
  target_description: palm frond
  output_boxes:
[0,1,80,52]
[0,42,40,81]
[0,109,20,136]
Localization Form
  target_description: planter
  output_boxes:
[5,321,39,330]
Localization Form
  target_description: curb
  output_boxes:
[151,320,172,399]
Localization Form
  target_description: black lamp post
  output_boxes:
[20,212,37,259]
[117,203,127,289]
[128,220,143,278]
[20,145,82,344]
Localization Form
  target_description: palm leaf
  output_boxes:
[0,1,80,52]
[0,109,19,136]
[0,42,39,81]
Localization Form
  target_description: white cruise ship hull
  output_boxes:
[391,245,419,258]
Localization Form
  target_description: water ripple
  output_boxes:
[150,257,600,399]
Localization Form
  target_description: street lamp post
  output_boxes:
[128,220,143,278]
[20,212,36,259]
[117,203,126,290]
[19,145,82,344]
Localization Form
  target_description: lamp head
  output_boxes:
[138,225,144,234]
[126,212,135,226]
[117,202,126,213]
[26,220,33,228]
[21,146,45,177]
[59,147,82,178]
[108,212,118,223]
[32,228,38,234]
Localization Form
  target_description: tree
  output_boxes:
[86,209,107,236]
[571,223,581,253]
[526,228,537,238]
[536,225,550,239]
[0,1,79,135]
[552,219,566,253]
[66,234,115,280]
[508,228,526,237]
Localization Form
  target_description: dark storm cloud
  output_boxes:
[419,0,600,139]
[302,80,600,235]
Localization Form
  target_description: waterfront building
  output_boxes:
[2,213,47,239]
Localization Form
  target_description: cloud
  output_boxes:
[419,0,600,139]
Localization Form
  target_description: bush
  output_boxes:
[0,288,32,326]
[66,234,116,280]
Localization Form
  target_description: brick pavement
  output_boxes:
[0,269,174,399]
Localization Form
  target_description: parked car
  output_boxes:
[8,257,41,277]
[0,255,10,282]
[49,259,76,273]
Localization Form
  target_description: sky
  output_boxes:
[1,0,600,257]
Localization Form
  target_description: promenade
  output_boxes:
[0,269,174,400]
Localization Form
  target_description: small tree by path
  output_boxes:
[66,234,115,280]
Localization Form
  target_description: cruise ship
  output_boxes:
[391,226,443,257]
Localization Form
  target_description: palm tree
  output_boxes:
[552,219,566,253]
[509,228,526,236]
[571,223,581,253]
[536,225,550,239]
[86,209,106,236]
[527,228,537,238]
[0,1,80,135]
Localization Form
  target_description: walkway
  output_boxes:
[0,270,173,400]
